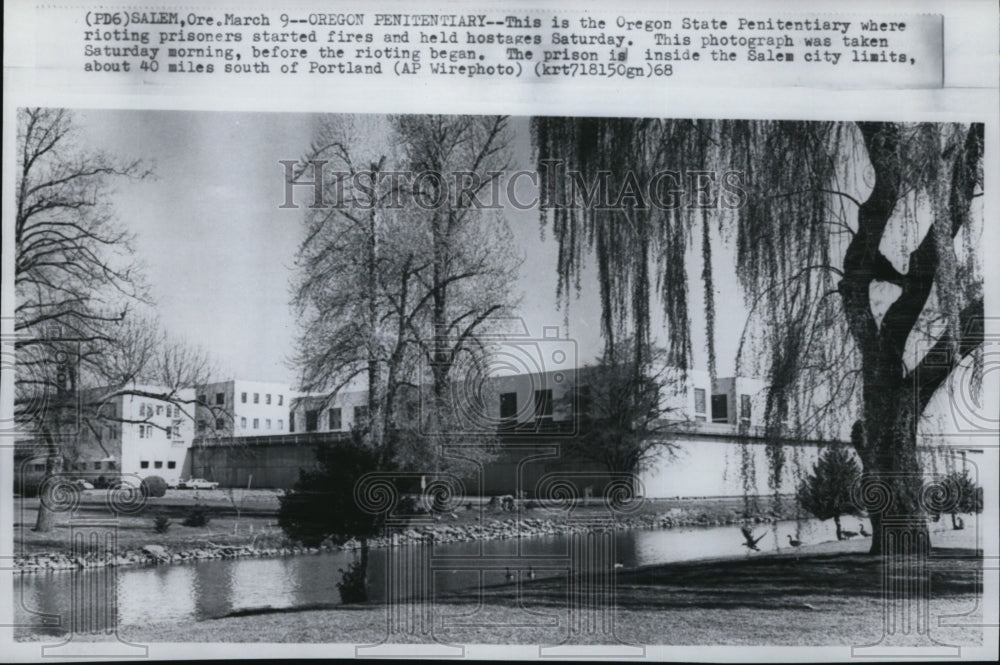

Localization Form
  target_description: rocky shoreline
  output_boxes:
[14,507,790,575]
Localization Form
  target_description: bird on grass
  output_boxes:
[527,566,536,580]
[786,534,801,548]
[505,567,514,581]
[741,525,766,552]
[859,523,871,537]
[840,528,858,539]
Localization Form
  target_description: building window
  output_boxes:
[215,418,225,430]
[108,461,116,470]
[740,394,751,425]
[240,417,247,428]
[154,461,163,469]
[266,393,272,404]
[198,420,207,433]
[171,424,181,438]
[354,405,368,424]
[289,413,295,433]
[329,408,342,430]
[499,393,517,423]
[253,418,259,429]
[164,405,172,418]
[711,394,729,424]
[94,461,101,470]
[533,389,553,419]
[198,394,207,406]
[139,425,146,439]
[216,392,225,405]
[156,405,164,416]
[277,419,283,430]
[266,419,271,429]
[253,393,259,404]
[241,392,247,403]
[167,461,176,469]
[694,388,707,422]
[305,410,319,432]
[140,461,149,469]
[278,395,284,406]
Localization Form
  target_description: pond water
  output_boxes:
[15,517,843,637]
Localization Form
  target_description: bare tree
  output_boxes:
[291,115,406,462]
[291,115,521,472]
[532,119,984,553]
[14,108,217,531]
[15,108,148,530]
[391,115,521,431]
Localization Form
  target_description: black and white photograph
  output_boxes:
[2,0,998,661]
[8,108,991,651]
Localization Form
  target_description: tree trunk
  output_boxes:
[33,434,62,532]
[855,387,930,555]
[359,537,370,602]
[833,514,842,541]
[838,124,938,556]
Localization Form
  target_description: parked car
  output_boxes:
[71,479,95,490]
[177,478,219,490]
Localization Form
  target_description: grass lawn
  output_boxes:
[13,492,795,557]
[14,498,288,556]
[40,530,982,647]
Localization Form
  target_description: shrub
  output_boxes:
[141,475,168,498]
[182,504,211,527]
[394,495,427,516]
[796,445,862,540]
[336,559,369,604]
[153,515,171,534]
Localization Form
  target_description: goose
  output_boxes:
[859,523,871,537]
[741,525,766,552]
[504,567,514,581]
[613,561,625,569]
[786,534,801,548]
[840,528,858,539]
[527,566,536,579]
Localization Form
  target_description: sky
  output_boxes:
[74,109,748,387]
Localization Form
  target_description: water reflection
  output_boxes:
[15,518,874,637]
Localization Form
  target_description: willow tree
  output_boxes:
[531,119,984,553]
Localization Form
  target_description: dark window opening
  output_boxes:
[499,392,517,426]
[711,394,729,424]
[534,389,553,420]
[329,408,342,430]
[305,410,319,432]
